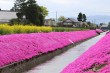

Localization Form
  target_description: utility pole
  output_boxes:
[92,20,93,24]
[56,11,57,24]
[94,19,96,24]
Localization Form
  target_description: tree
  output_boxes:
[58,16,66,21]
[10,0,26,12]
[77,12,83,21]
[87,21,91,27]
[40,6,49,19]
[11,0,47,26]
[16,12,23,24]
[87,21,91,25]
[25,0,41,25]
[11,0,27,20]
[100,23,104,26]
[82,14,87,22]
[108,22,110,29]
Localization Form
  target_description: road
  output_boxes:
[23,32,106,73]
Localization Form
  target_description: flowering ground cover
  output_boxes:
[0,30,99,68]
[96,29,103,34]
[61,32,110,73]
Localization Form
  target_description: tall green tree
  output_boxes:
[16,12,23,24]
[11,0,48,26]
[10,0,26,12]
[82,14,87,22]
[40,6,49,19]
[10,0,27,21]
[25,0,40,25]
[77,12,83,21]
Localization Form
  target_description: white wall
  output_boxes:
[0,11,17,23]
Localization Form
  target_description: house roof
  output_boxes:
[101,24,108,27]
[45,19,55,21]
[63,18,78,23]
[0,10,16,12]
[68,18,78,22]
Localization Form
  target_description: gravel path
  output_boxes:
[23,32,106,73]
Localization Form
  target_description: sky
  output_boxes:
[0,0,110,19]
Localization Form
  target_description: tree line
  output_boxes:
[58,12,87,22]
[58,13,99,29]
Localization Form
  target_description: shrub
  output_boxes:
[0,24,52,35]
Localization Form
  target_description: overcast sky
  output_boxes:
[0,0,110,18]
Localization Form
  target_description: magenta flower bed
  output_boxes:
[61,32,110,73]
[0,30,98,67]
[96,29,103,33]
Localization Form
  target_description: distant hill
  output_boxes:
[87,15,110,24]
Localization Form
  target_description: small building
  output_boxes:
[101,24,109,30]
[44,19,56,26]
[79,22,89,28]
[0,10,17,23]
[62,18,79,27]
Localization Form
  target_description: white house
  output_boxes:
[0,10,17,23]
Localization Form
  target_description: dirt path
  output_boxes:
[23,32,106,73]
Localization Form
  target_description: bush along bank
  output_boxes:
[0,30,102,73]
[0,24,90,35]
[0,24,52,35]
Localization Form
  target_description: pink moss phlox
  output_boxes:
[0,30,99,67]
[61,32,110,73]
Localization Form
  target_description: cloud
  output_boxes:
[0,0,14,10]
[0,0,110,18]
[37,0,110,18]
[49,0,73,5]
[0,0,14,2]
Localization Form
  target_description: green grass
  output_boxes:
[52,27,89,32]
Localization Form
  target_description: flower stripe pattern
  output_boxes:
[0,30,99,67]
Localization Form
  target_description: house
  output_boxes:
[0,10,17,23]
[79,22,89,27]
[62,18,79,27]
[44,19,56,26]
[101,24,109,30]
